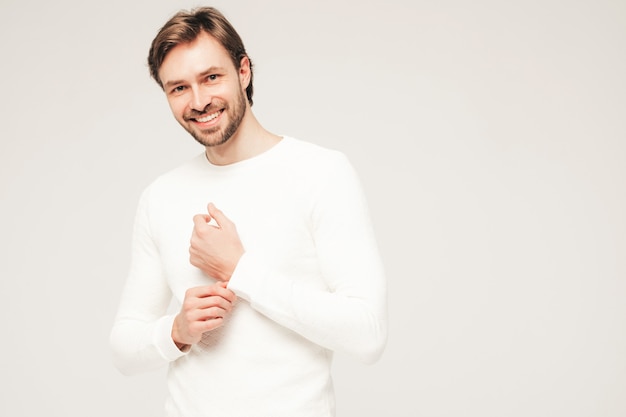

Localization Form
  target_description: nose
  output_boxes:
[190,86,211,112]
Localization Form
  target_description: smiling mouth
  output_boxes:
[192,110,223,123]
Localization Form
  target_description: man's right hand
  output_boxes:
[172,282,236,350]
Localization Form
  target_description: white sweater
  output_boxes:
[110,137,387,417]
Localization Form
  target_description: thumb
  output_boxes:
[207,203,232,228]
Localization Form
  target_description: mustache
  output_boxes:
[184,103,225,120]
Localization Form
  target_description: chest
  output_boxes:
[150,177,319,299]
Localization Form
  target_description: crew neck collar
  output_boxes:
[199,136,290,173]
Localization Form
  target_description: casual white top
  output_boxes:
[110,137,387,417]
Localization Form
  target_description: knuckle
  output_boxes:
[183,312,195,324]
[189,323,203,334]
[196,225,210,238]
[205,317,224,331]
[183,289,196,302]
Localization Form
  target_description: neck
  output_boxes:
[204,110,281,166]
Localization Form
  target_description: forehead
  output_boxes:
[159,32,235,83]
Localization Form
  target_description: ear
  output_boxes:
[238,56,251,90]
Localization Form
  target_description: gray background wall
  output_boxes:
[1,0,624,415]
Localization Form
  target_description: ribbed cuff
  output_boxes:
[153,314,190,361]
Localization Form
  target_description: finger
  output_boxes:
[200,305,230,320]
[184,286,207,299]
[217,281,237,304]
[202,317,225,332]
[190,316,225,335]
[199,293,234,310]
[207,203,232,229]
[186,307,225,324]
[185,285,230,300]
[205,284,237,304]
[183,294,233,322]
[189,284,236,304]
[193,213,211,228]
[216,284,237,303]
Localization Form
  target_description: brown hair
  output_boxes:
[148,7,254,105]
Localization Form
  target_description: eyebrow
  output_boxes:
[163,66,227,90]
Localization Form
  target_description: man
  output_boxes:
[110,7,387,416]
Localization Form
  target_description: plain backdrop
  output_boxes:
[1,0,624,416]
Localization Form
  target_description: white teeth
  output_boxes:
[196,111,221,123]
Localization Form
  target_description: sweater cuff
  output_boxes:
[227,252,269,303]
[153,314,189,361]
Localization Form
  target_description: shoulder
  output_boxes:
[139,153,206,201]
[280,136,352,172]
[277,137,362,202]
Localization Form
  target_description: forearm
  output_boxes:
[110,313,186,375]
[110,187,189,374]
[228,251,387,363]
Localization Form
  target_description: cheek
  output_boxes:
[167,97,186,118]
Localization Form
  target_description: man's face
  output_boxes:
[158,32,249,148]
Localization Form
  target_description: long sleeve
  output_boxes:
[109,187,187,375]
[227,153,388,363]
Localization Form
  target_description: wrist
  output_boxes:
[171,317,191,352]
[174,340,191,352]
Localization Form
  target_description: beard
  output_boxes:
[182,89,247,148]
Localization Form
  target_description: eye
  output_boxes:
[170,85,186,95]
[206,74,219,82]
